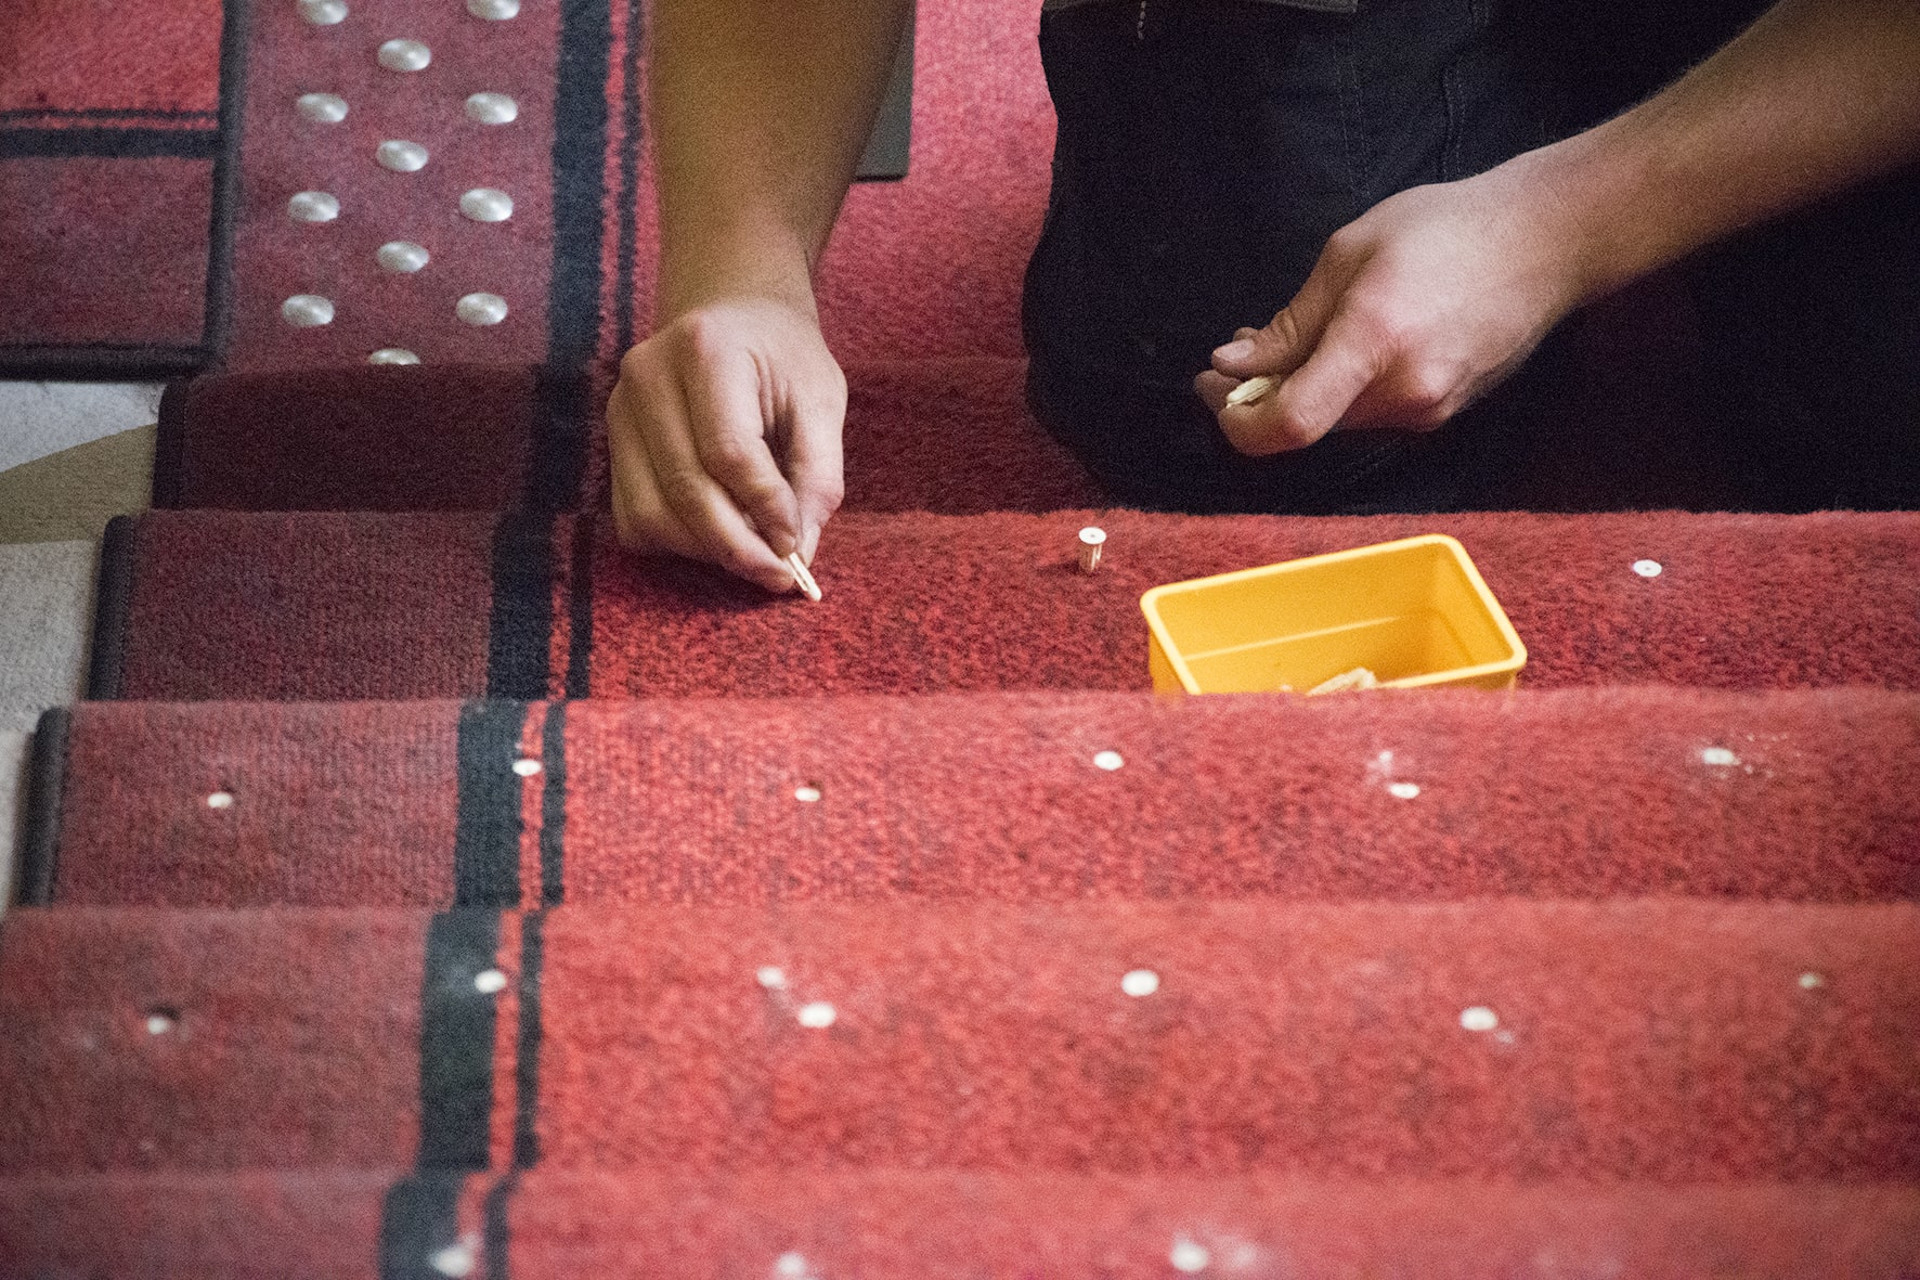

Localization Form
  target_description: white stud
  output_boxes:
[145,1013,176,1036]
[377,38,431,72]
[512,758,543,777]
[465,92,519,125]
[1078,526,1106,573]
[377,241,430,274]
[467,0,520,18]
[474,968,509,994]
[1460,1005,1499,1032]
[429,1242,475,1278]
[1632,559,1663,579]
[794,785,822,804]
[460,188,514,223]
[206,791,237,809]
[296,92,349,123]
[280,295,334,328]
[1121,969,1159,997]
[456,292,508,326]
[1170,1239,1210,1274]
[1387,781,1421,800]
[287,190,340,223]
[757,966,787,990]
[376,139,430,173]
[368,348,421,365]
[1093,750,1124,771]
[298,0,348,25]
[773,1255,810,1280]
[1799,972,1825,990]
[1700,746,1740,767]
[796,1001,836,1029]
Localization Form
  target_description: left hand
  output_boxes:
[1195,162,1587,455]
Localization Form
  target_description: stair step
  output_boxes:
[157,360,1096,515]
[3,901,1915,1179]
[4,1168,1915,1278]
[29,688,1920,908]
[92,509,1920,702]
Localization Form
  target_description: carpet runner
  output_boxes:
[23,690,1920,910]
[5,902,1916,1179]
[7,1171,1916,1278]
[87,508,1920,702]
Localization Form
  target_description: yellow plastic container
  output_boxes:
[1139,534,1526,696]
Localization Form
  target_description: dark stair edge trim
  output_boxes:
[152,380,191,508]
[85,515,136,701]
[17,707,72,906]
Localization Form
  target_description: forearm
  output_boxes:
[1519,0,1920,301]
[650,0,912,320]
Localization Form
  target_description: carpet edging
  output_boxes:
[16,708,71,907]
[83,515,135,701]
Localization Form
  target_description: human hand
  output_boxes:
[607,296,847,593]
[1195,163,1587,455]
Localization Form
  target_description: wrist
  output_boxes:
[656,225,820,325]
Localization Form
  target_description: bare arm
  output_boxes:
[609,0,911,590]
[1204,0,1920,453]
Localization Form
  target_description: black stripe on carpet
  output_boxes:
[562,516,596,699]
[200,0,253,368]
[0,128,220,158]
[416,911,505,1168]
[613,0,644,357]
[0,108,221,123]
[538,707,568,905]
[481,911,550,1276]
[485,515,557,702]
[453,703,530,907]
[546,0,609,372]
[378,1172,470,1280]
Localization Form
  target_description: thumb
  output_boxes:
[1212,269,1339,381]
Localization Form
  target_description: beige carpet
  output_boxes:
[0,424,154,544]
[0,421,155,909]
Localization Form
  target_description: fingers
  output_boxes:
[1218,308,1387,455]
[783,371,847,565]
[608,372,798,594]
[1211,265,1341,382]
[679,349,805,559]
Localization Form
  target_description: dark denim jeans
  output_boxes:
[1022,0,1920,513]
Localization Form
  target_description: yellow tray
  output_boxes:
[1140,534,1526,695]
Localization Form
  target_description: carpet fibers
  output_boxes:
[93,508,1920,702]
[29,690,1920,910]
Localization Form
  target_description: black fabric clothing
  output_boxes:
[1020,0,1920,513]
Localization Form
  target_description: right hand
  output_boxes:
[606,296,848,593]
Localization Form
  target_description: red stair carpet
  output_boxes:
[0,0,229,375]
[6,1169,1916,1279]
[8,0,1920,1272]
[24,690,1920,910]
[88,508,1920,702]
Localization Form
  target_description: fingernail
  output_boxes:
[1215,339,1254,363]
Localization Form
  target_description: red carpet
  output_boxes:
[6,1170,1915,1279]
[5,1170,1919,1280]
[92,509,1920,702]
[154,359,1099,514]
[30,690,1920,909]
[4,903,1916,1178]
[0,0,227,375]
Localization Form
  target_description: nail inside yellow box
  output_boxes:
[1139,534,1526,696]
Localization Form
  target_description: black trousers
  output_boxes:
[1021,0,1920,513]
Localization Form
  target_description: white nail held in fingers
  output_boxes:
[786,552,822,603]
[1226,374,1277,407]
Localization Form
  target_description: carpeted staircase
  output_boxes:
[4,0,1920,1274]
